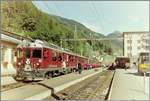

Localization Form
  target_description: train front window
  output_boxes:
[17,49,23,58]
[32,50,41,58]
[26,49,30,58]
[141,56,149,64]
[139,53,149,64]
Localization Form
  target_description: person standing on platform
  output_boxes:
[78,62,82,74]
[132,62,137,73]
[62,60,67,74]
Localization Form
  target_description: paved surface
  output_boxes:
[109,69,149,100]
[1,76,17,86]
[1,68,103,100]
[1,65,17,86]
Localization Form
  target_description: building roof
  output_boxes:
[123,31,149,35]
[1,30,33,41]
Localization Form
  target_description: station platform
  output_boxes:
[1,68,103,100]
[1,76,17,86]
[109,69,149,100]
[1,65,17,86]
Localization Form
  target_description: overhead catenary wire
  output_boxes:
[30,1,59,44]
[44,1,70,49]
[52,1,64,17]
[44,1,63,17]
[91,1,105,33]
[89,1,104,34]
[62,37,123,41]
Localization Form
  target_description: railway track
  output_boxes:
[46,70,115,100]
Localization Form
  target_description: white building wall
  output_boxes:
[1,44,17,76]
[1,32,27,76]
[123,32,149,64]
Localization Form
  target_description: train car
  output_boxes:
[15,39,100,81]
[15,40,79,80]
[138,52,149,75]
[80,57,89,70]
[115,56,130,69]
[15,40,64,80]
[62,51,77,72]
[88,59,101,69]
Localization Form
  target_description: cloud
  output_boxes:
[82,23,102,33]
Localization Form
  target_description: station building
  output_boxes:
[123,31,149,64]
[1,30,32,76]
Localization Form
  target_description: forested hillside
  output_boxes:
[2,1,123,58]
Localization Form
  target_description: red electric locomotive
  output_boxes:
[15,40,90,81]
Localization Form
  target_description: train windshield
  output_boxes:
[17,49,23,58]
[32,49,42,58]
[139,53,149,64]
[26,48,30,58]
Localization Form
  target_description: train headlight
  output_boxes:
[39,59,42,63]
[36,63,40,66]
[18,62,21,65]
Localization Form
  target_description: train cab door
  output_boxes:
[57,52,63,67]
[43,48,50,68]
[69,55,75,68]
[63,53,69,67]
[51,50,58,68]
[72,55,76,68]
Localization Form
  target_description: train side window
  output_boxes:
[58,56,62,61]
[52,51,57,61]
[71,57,74,62]
[52,57,57,61]
[44,50,49,58]
[69,56,72,61]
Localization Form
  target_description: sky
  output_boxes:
[33,1,149,35]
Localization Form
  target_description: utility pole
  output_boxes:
[90,33,93,58]
[90,33,93,47]
[61,38,62,49]
[74,25,77,53]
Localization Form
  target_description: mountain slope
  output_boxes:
[107,31,123,55]
[2,1,122,57]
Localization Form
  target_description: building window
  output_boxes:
[127,40,132,44]
[127,53,132,57]
[11,49,14,63]
[1,46,6,62]
[145,39,149,44]
[127,46,132,50]
[137,46,140,50]
[145,46,149,51]
[141,44,144,49]
[137,40,140,43]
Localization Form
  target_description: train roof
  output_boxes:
[116,56,130,58]
[17,39,69,53]
[17,39,88,59]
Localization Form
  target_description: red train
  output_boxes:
[15,40,101,80]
